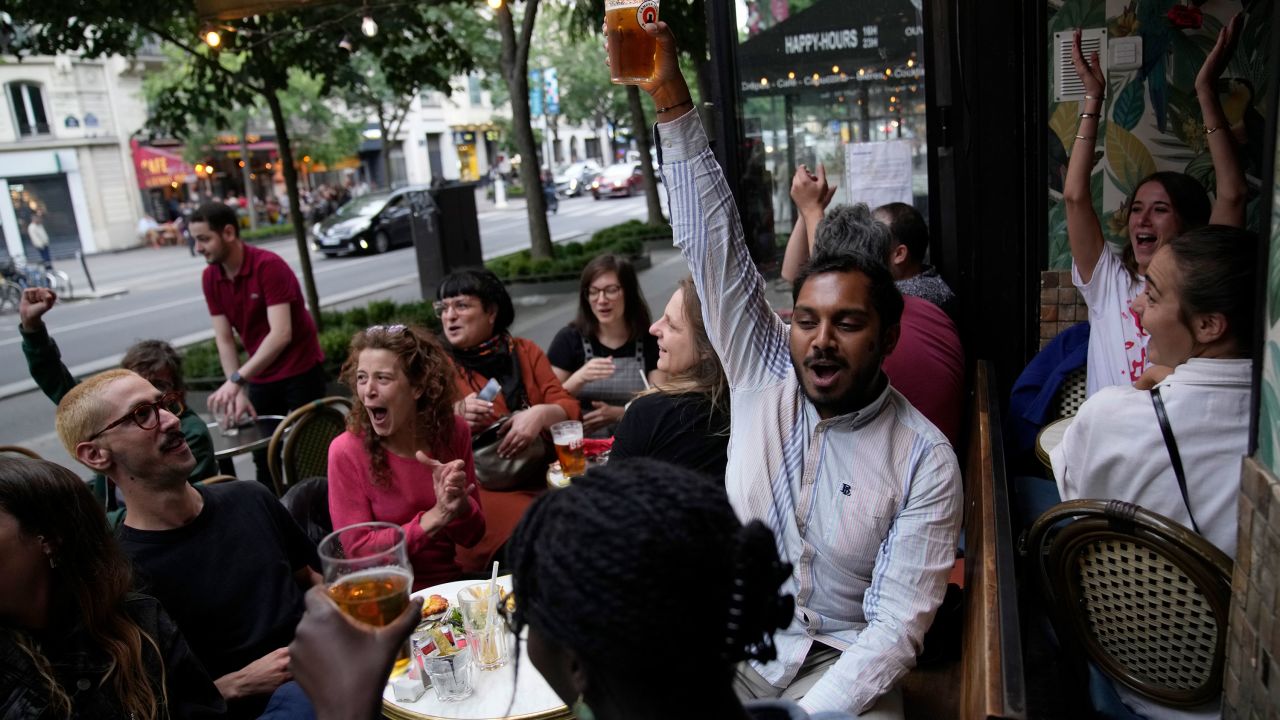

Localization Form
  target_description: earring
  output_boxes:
[572,693,595,720]
[47,555,57,569]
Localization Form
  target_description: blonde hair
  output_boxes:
[55,369,138,458]
[642,277,729,421]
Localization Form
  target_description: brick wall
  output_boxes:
[1039,270,1087,349]
[1224,456,1280,719]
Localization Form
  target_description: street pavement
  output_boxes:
[2,188,774,478]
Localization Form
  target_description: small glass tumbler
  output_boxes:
[422,646,475,702]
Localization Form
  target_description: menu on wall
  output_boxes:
[843,140,913,209]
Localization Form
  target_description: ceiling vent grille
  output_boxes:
[1054,28,1108,103]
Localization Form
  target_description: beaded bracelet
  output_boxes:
[656,98,694,114]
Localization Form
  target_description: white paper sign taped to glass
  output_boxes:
[844,140,913,210]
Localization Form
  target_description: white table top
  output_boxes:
[381,577,570,720]
[1035,416,1074,471]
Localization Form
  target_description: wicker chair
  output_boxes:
[0,445,42,460]
[198,474,240,486]
[267,397,349,497]
[1025,499,1232,709]
[1052,367,1088,419]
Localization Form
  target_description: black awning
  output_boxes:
[736,0,924,97]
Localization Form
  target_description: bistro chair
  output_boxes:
[1024,499,1232,709]
[198,474,239,486]
[1052,367,1088,420]
[0,445,42,460]
[267,397,349,497]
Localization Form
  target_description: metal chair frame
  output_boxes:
[0,445,43,459]
[1025,499,1232,708]
[267,397,350,496]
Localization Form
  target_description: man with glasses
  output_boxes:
[57,368,321,718]
[191,201,325,486]
[18,287,217,519]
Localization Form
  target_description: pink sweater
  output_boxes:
[327,416,485,590]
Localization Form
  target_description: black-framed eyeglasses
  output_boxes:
[86,392,185,441]
[587,285,622,300]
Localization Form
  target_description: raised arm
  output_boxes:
[621,21,791,389]
[1197,13,1246,228]
[1063,28,1108,285]
[780,164,837,282]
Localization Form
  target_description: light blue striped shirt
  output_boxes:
[657,110,962,714]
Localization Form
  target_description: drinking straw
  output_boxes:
[485,560,500,626]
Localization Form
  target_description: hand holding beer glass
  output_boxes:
[604,3,688,118]
[319,522,414,673]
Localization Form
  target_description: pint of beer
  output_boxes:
[328,568,412,627]
[607,0,660,84]
[550,420,587,478]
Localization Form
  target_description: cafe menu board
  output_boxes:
[843,140,912,210]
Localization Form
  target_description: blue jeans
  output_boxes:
[258,682,316,720]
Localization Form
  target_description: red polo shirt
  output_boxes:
[202,243,324,384]
[883,296,965,446]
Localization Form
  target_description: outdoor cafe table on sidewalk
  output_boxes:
[206,415,284,476]
[381,576,570,720]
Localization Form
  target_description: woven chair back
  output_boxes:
[1026,499,1232,707]
[1053,367,1088,419]
[280,405,346,495]
[0,445,42,460]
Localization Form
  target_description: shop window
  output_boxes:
[732,0,928,259]
[7,81,51,137]
[468,75,483,107]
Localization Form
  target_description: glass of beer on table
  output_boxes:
[319,522,414,671]
[607,0,660,84]
[550,420,587,478]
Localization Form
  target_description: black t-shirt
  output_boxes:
[117,482,320,684]
[610,392,731,480]
[547,325,660,376]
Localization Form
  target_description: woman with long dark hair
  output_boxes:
[548,254,663,436]
[610,277,731,478]
[1064,16,1246,396]
[327,324,484,591]
[0,456,225,719]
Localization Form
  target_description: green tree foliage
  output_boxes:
[2,2,473,328]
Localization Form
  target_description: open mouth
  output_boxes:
[1134,234,1157,252]
[805,359,846,389]
[367,407,389,424]
[161,433,188,454]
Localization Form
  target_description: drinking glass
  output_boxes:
[423,646,475,702]
[550,420,586,478]
[319,522,414,672]
[606,0,661,84]
[458,583,511,670]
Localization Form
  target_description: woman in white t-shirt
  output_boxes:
[1064,17,1247,396]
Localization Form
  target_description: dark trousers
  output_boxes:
[247,363,327,490]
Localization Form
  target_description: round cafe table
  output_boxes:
[381,576,570,720]
[1035,416,1074,475]
[206,415,285,476]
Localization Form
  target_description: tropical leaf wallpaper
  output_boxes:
[1045,0,1273,270]
[1258,127,1280,472]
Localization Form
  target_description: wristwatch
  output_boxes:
[229,371,247,386]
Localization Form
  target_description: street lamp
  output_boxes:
[361,14,378,37]
[487,0,503,8]
[203,28,222,48]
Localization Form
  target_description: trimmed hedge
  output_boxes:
[486,220,670,282]
[242,224,296,242]
[182,299,441,387]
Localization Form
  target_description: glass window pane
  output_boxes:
[26,85,49,133]
[9,83,31,136]
[732,0,929,255]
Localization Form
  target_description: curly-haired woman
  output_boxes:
[327,324,485,591]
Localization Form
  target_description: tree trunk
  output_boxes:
[263,84,324,331]
[497,0,553,260]
[626,86,664,225]
[378,107,391,189]
[240,117,258,231]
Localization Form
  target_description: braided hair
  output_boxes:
[508,458,794,681]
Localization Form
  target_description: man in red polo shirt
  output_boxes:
[191,201,325,485]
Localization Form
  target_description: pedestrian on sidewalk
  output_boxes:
[541,169,558,215]
[191,201,326,489]
[27,214,51,270]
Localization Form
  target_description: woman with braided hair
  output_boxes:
[507,458,855,720]
[327,324,485,591]
[0,455,225,719]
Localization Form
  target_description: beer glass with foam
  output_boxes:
[319,522,413,627]
[551,420,587,478]
[607,0,660,84]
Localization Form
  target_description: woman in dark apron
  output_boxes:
[549,255,664,438]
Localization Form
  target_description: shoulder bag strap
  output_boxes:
[1150,387,1201,535]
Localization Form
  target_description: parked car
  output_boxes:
[311,187,435,257]
[591,163,645,200]
[555,161,603,198]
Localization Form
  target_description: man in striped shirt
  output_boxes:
[636,22,963,717]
